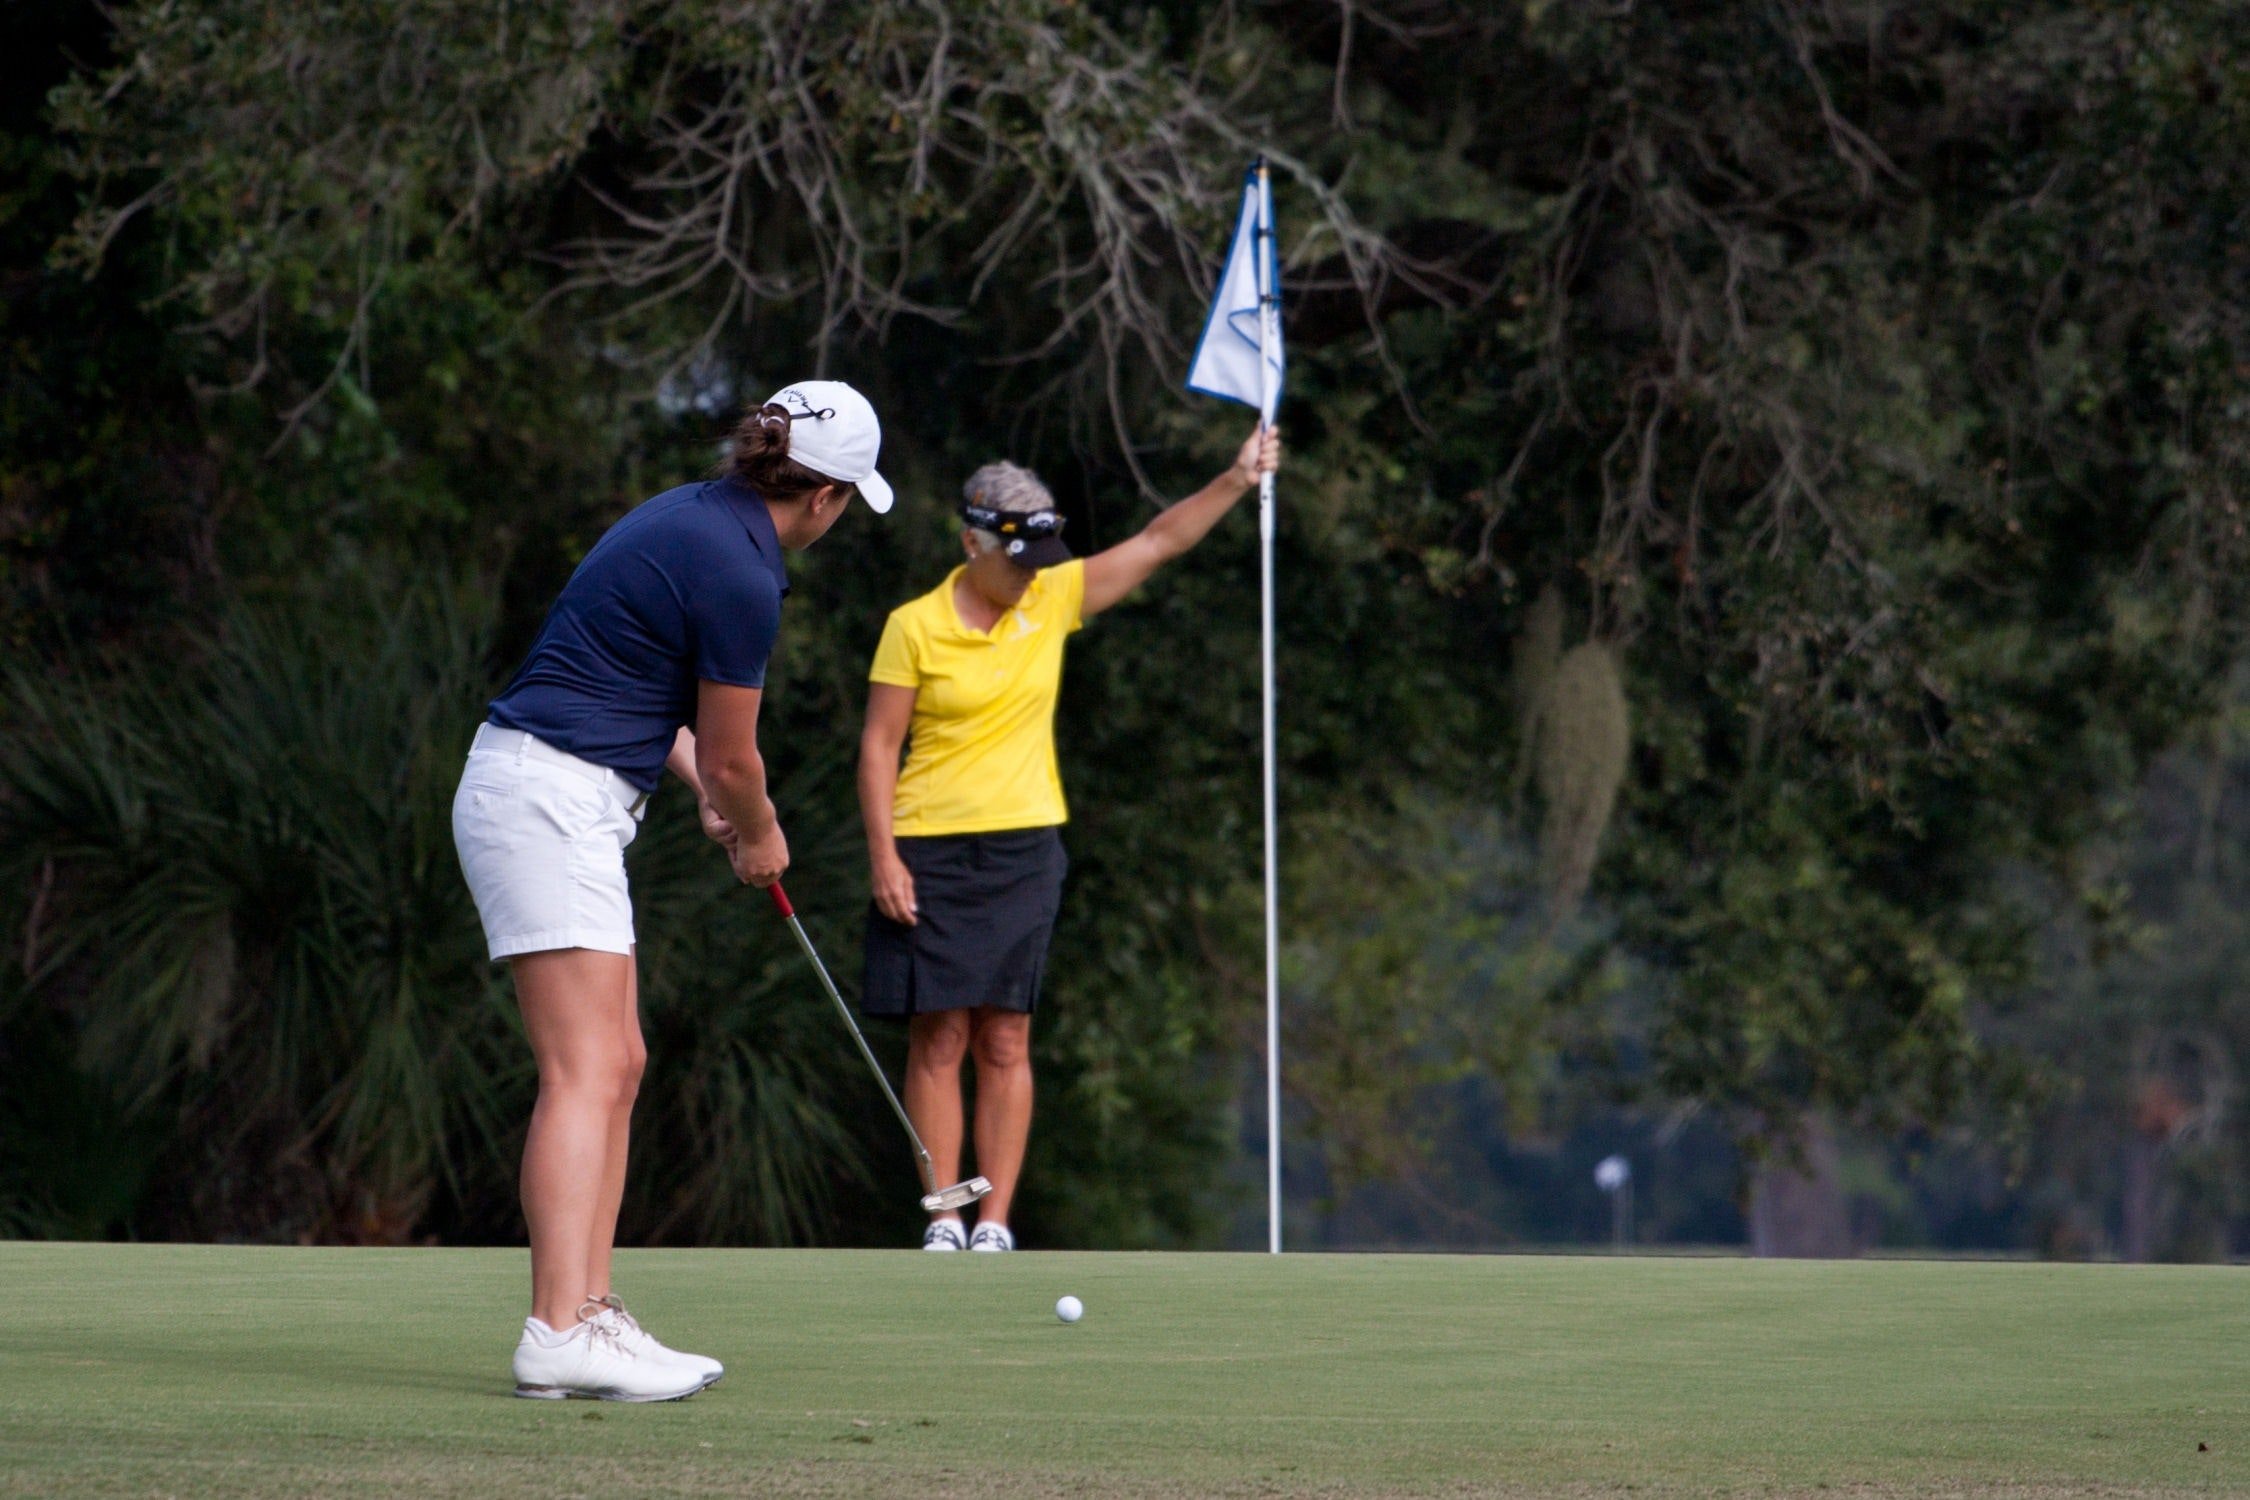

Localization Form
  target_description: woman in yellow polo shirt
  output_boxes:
[858,425,1281,1251]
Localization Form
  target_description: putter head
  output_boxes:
[921,1176,993,1213]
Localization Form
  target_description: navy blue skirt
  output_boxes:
[860,827,1067,1018]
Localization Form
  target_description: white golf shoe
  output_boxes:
[922,1218,968,1251]
[511,1310,710,1402]
[968,1222,1015,1252]
[591,1294,724,1389]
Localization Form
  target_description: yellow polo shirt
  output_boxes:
[869,560,1086,836]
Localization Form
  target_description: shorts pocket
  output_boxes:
[456,749,523,804]
[524,767,613,841]
[453,760,521,863]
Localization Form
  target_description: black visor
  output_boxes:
[963,503,1073,569]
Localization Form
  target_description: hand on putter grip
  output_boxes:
[731,814,788,887]
[698,799,737,849]
[871,850,918,926]
[1232,425,1281,487]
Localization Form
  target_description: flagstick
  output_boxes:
[1253,159,1283,1257]
[1259,470,1280,1256]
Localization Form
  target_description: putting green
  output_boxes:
[0,1242,2242,1497]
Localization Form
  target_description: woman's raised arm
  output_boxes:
[1082,425,1280,618]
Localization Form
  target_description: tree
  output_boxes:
[17,0,2250,1251]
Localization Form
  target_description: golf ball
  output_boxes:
[1054,1295,1084,1323]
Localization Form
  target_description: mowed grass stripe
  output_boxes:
[0,1243,2241,1498]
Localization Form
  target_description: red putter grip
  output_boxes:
[766,881,794,918]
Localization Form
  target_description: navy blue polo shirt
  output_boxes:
[488,476,789,791]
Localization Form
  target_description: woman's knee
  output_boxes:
[909,1012,973,1072]
[970,1012,1032,1071]
[541,1049,643,1110]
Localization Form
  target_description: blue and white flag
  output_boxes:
[1186,161,1283,421]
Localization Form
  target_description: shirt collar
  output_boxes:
[940,564,1044,640]
[716,477,790,598]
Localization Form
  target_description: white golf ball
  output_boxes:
[1054,1295,1084,1323]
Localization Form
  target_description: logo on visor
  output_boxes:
[963,503,1065,538]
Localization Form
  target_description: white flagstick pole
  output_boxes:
[1253,159,1282,1256]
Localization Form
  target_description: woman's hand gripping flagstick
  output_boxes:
[763,881,992,1213]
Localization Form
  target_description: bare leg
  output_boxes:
[584,949,646,1303]
[968,1008,1034,1226]
[904,1010,973,1215]
[512,947,638,1331]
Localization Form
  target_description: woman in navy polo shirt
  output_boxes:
[452,381,893,1403]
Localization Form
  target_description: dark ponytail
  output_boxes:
[723,402,855,505]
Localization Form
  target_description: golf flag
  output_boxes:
[1188,159,1286,1256]
[1185,162,1283,419]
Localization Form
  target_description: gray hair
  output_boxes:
[962,461,1055,553]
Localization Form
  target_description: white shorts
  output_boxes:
[452,723,648,961]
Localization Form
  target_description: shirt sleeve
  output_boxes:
[868,608,922,686]
[1052,558,1088,635]
[690,564,781,689]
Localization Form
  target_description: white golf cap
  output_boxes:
[766,380,894,514]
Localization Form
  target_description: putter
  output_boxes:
[763,881,992,1214]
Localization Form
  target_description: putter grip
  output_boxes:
[766,881,794,918]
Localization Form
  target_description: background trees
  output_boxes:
[5,0,2246,1258]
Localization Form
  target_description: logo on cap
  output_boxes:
[776,388,837,421]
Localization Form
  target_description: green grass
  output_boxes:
[0,1243,2243,1498]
